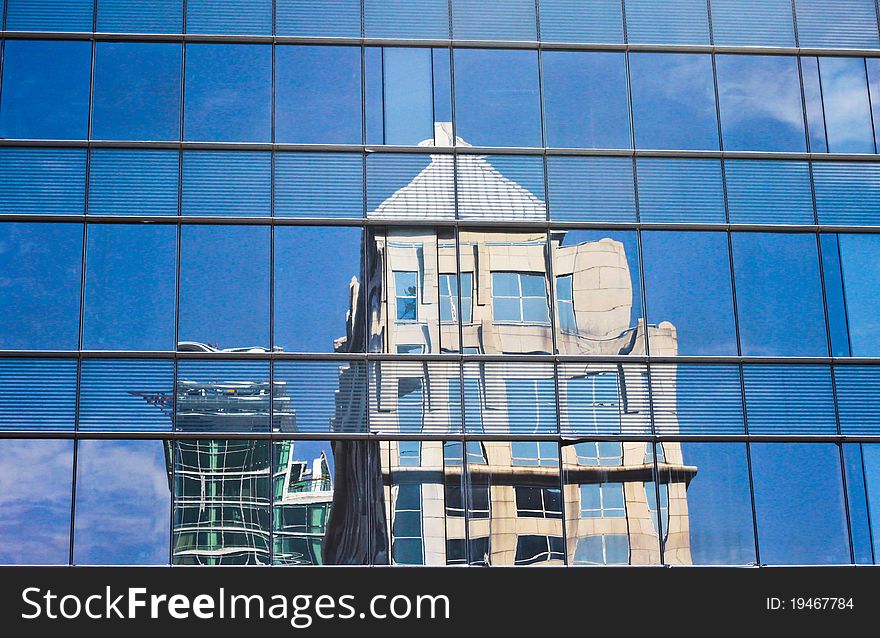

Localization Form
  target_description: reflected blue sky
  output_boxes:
[838,234,880,356]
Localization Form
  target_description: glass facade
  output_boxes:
[2,1,880,567]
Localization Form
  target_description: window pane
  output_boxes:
[624,0,710,45]
[539,0,624,43]
[185,0,272,35]
[273,362,367,434]
[369,362,460,434]
[367,154,454,220]
[642,232,736,355]
[6,0,93,31]
[276,46,362,144]
[563,365,652,436]
[275,153,364,219]
[96,0,183,33]
[0,223,82,350]
[716,55,806,152]
[542,52,630,149]
[794,0,880,49]
[0,440,72,565]
[836,366,880,435]
[801,57,828,153]
[837,234,880,356]
[629,53,718,150]
[176,361,271,433]
[743,364,837,435]
[547,156,636,223]
[636,159,725,223]
[0,148,86,215]
[92,42,181,141]
[709,0,796,46]
[0,360,76,431]
[79,359,174,432]
[88,150,179,216]
[869,59,880,153]
[74,440,170,565]
[452,0,537,41]
[844,443,880,564]
[457,155,546,221]
[83,224,177,350]
[274,226,364,353]
[732,233,828,356]
[751,443,850,565]
[724,160,814,225]
[364,0,449,39]
[453,49,542,147]
[651,364,744,435]
[184,44,272,142]
[0,40,91,140]
[276,0,360,37]
[821,234,852,357]
[182,151,271,217]
[814,162,880,226]
[178,225,270,349]
[818,57,876,155]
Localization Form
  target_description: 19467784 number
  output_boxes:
[766,597,854,611]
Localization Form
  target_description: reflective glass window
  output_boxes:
[363,0,450,39]
[5,0,93,31]
[624,0,710,45]
[542,52,631,149]
[835,234,880,356]
[818,57,876,155]
[96,0,184,33]
[83,224,177,351]
[844,444,880,564]
[176,361,271,433]
[492,272,550,323]
[0,40,92,140]
[74,440,170,565]
[574,535,630,565]
[0,360,76,431]
[724,160,815,225]
[0,440,72,565]
[178,225,270,350]
[88,150,179,216]
[0,148,86,215]
[439,273,473,324]
[539,0,624,43]
[276,46,362,145]
[453,49,542,147]
[732,233,828,357]
[751,443,850,565]
[452,0,537,41]
[276,0,361,37]
[565,371,628,435]
[794,0,880,49]
[0,223,82,350]
[629,53,719,150]
[185,0,272,35]
[273,361,367,434]
[715,55,806,152]
[636,159,725,223]
[814,162,880,226]
[801,57,829,153]
[183,44,272,142]
[651,364,744,435]
[79,359,174,432]
[709,0,796,46]
[181,151,271,217]
[92,43,182,141]
[275,153,364,219]
[641,232,737,356]
[869,59,880,152]
[547,157,636,223]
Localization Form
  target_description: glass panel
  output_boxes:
[547,156,636,223]
[801,57,828,153]
[183,44,272,142]
[732,233,828,356]
[724,160,814,225]
[366,154,454,221]
[542,52,630,149]
[818,57,876,155]
[794,0,880,49]
[0,40,92,140]
[715,55,806,152]
[836,366,880,435]
[821,234,852,357]
[276,0,361,37]
[460,362,555,434]
[843,443,877,564]
[96,0,184,33]
[274,226,364,353]
[563,441,660,565]
[553,230,644,355]
[185,0,272,35]
[74,440,171,565]
[369,361,461,434]
[178,225,270,350]
[173,440,270,565]
[664,443,755,565]
[272,440,340,565]
[452,0,537,41]
[83,224,176,350]
[364,0,449,39]
[0,440,72,565]
[836,234,880,355]
[0,222,82,350]
[79,359,174,432]
[273,361,368,434]
[814,162,880,225]
[750,443,850,565]
[642,231,737,355]
[629,53,719,151]
[0,360,76,431]
[458,155,545,221]
[636,159,725,223]
[743,364,837,435]
[651,364,745,435]
[182,151,271,217]
[276,46,362,144]
[561,363,651,436]
[539,0,624,43]
[869,59,880,152]
[176,361,271,433]
[453,49,542,147]
[275,153,363,219]
[92,42,182,141]
[88,149,179,216]
[5,0,93,31]
[624,0,710,45]
[0,148,86,215]
[709,0,796,46]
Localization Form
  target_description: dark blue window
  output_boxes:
[96,0,184,33]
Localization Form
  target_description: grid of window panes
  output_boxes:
[3,0,880,568]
